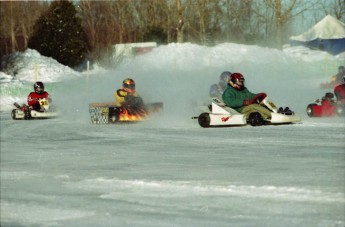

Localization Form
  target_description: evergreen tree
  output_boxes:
[143,27,167,45]
[28,1,87,68]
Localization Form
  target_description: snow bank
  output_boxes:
[1,49,81,83]
[126,43,296,72]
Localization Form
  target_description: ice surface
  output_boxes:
[1,44,345,226]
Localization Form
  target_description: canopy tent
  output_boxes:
[289,15,345,55]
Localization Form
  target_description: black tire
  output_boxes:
[11,109,18,120]
[108,107,120,123]
[306,104,317,117]
[248,112,264,126]
[24,109,31,120]
[198,113,211,128]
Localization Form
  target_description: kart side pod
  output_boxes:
[198,102,247,128]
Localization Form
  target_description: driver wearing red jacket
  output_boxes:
[27,81,51,111]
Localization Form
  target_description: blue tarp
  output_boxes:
[289,15,345,55]
[290,38,345,55]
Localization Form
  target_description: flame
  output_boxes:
[118,107,148,122]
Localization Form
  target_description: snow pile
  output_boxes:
[128,43,298,72]
[1,49,81,83]
[0,71,15,84]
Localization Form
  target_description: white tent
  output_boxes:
[289,15,345,55]
[290,15,345,41]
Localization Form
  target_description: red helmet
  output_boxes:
[229,73,245,90]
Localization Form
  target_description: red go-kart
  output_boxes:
[306,92,345,117]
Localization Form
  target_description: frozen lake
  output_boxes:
[1,109,344,226]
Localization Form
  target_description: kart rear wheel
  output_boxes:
[108,107,120,123]
[198,113,211,128]
[11,109,18,120]
[248,112,264,126]
[306,104,317,117]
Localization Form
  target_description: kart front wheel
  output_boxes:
[336,105,345,116]
[306,104,317,117]
[198,113,210,128]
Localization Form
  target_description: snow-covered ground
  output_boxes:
[1,43,344,227]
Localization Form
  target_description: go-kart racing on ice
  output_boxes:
[11,98,59,120]
[89,78,164,124]
[306,92,345,117]
[195,94,301,128]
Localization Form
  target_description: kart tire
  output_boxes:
[198,113,211,128]
[248,112,264,126]
[306,104,317,117]
[108,107,120,123]
[336,105,345,116]
[24,109,31,120]
[11,109,18,120]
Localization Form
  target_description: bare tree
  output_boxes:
[252,0,316,48]
[0,1,46,58]
[78,1,125,63]
[218,0,254,43]
[176,0,184,43]
[318,0,345,20]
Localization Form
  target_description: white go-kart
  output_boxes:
[195,95,301,127]
[11,98,58,120]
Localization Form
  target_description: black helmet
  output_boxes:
[122,78,135,91]
[34,81,44,94]
[324,92,334,99]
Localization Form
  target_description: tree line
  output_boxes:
[0,0,343,68]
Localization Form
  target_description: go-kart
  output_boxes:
[11,98,58,120]
[306,92,345,117]
[195,94,301,128]
[89,102,163,124]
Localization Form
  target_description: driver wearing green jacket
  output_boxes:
[222,73,271,120]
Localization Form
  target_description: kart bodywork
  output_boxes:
[196,97,301,127]
[11,98,58,120]
[89,102,163,124]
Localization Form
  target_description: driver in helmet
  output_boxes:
[209,71,231,100]
[222,72,272,120]
[114,78,144,109]
[334,76,345,103]
[326,66,345,88]
[335,66,345,85]
[27,81,51,111]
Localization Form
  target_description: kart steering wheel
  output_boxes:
[249,93,267,104]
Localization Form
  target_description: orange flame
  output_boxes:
[118,108,148,121]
